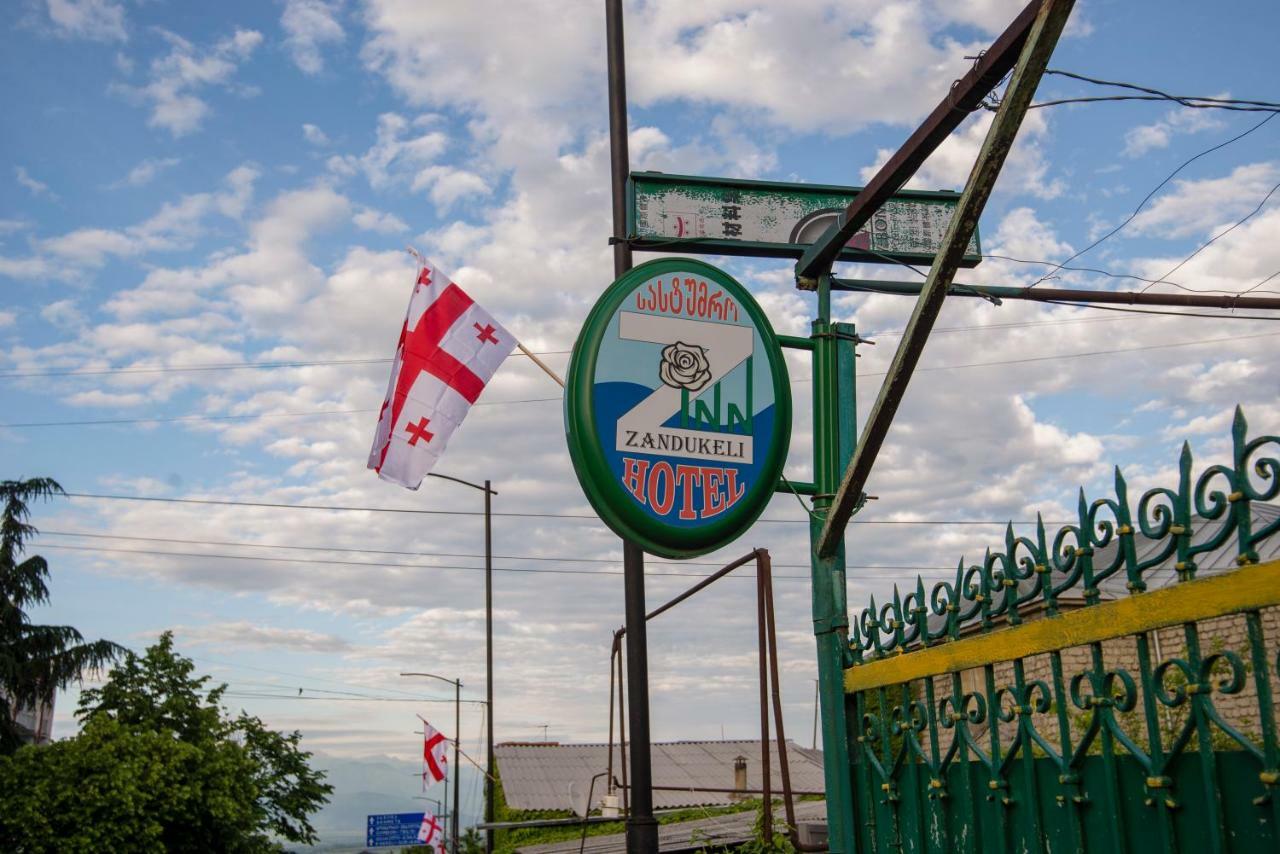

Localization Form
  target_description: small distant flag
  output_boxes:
[417,809,443,845]
[369,259,515,489]
[422,718,449,786]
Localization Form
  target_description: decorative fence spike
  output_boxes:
[844,409,1280,853]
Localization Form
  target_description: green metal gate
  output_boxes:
[842,409,1280,852]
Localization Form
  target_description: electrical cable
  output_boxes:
[37,529,953,571]
[1141,179,1280,293]
[35,542,978,582]
[1028,95,1280,113]
[54,493,1077,525]
[982,254,1280,297]
[0,350,571,380]
[14,329,1275,431]
[1038,301,1280,321]
[1042,69,1280,111]
[1247,270,1280,294]
[1025,111,1279,289]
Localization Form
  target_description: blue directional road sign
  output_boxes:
[366,812,425,848]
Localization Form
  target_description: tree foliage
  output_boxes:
[0,477,122,754]
[0,633,333,851]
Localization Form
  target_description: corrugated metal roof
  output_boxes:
[495,739,825,812]
[516,799,828,854]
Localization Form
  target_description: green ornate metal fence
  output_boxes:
[843,407,1280,853]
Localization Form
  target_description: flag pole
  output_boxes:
[515,342,565,388]
[402,247,563,389]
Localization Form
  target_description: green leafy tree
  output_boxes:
[459,826,485,854]
[0,477,121,753]
[0,633,333,851]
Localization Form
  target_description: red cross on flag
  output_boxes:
[422,719,449,785]
[417,809,443,845]
[369,259,516,489]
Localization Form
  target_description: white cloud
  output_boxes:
[1123,105,1224,158]
[0,219,29,235]
[410,165,490,209]
[859,109,1062,199]
[114,28,264,136]
[302,123,330,146]
[45,0,126,43]
[24,0,1280,766]
[0,165,258,278]
[0,311,15,328]
[111,156,181,188]
[281,0,345,75]
[103,182,350,324]
[326,112,447,190]
[41,299,86,329]
[64,388,148,407]
[1129,162,1280,239]
[352,206,409,234]
[15,166,55,198]
[174,620,352,653]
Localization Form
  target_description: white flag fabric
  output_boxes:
[369,260,515,488]
[417,809,444,845]
[422,718,450,785]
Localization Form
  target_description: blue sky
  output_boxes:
[3,0,1279,845]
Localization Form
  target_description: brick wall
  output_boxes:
[864,605,1280,761]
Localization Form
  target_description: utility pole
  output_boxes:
[423,472,498,854]
[483,479,495,854]
[402,672,463,854]
[604,1,657,852]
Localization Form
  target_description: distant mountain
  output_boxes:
[299,754,484,851]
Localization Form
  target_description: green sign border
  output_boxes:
[565,258,792,560]
[627,171,982,267]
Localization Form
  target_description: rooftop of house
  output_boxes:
[494,739,825,813]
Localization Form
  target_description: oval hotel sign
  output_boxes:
[565,258,791,559]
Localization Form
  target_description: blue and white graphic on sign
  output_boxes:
[591,273,777,528]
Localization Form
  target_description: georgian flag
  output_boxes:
[422,719,450,785]
[369,260,515,489]
[417,809,443,845]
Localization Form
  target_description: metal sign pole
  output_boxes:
[484,480,495,854]
[605,1,657,851]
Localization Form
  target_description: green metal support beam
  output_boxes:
[816,0,1076,559]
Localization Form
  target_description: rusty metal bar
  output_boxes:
[832,276,1280,311]
[757,557,773,843]
[817,0,1076,558]
[645,550,762,623]
[794,0,1043,281]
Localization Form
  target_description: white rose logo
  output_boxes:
[659,341,712,392]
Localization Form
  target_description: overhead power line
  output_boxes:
[36,542,976,583]
[0,350,571,380]
[1039,301,1280,321]
[1037,69,1280,113]
[9,330,1276,430]
[59,491,1066,526]
[1142,179,1280,293]
[1026,111,1279,289]
[37,529,953,571]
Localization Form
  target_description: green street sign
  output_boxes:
[628,171,981,267]
[565,258,791,559]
